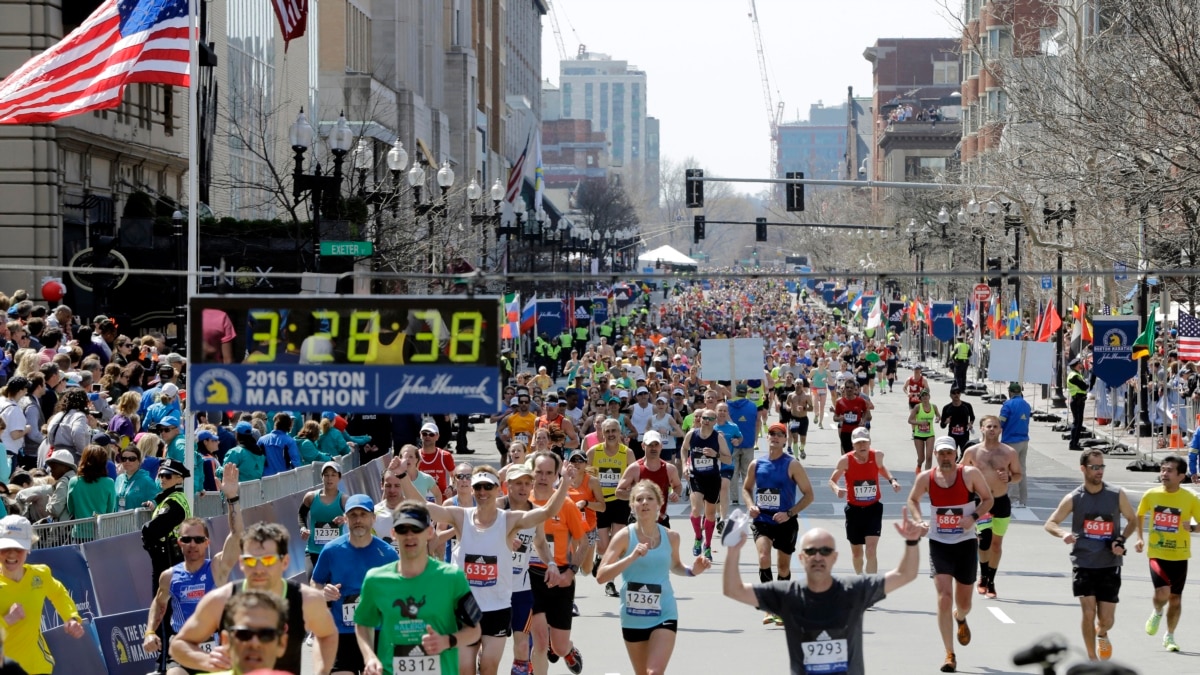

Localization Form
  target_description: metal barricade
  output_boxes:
[32,517,97,549]
[194,492,227,518]
[237,479,264,509]
[259,474,285,503]
[94,507,153,539]
[338,453,357,474]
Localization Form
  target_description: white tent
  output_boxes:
[638,244,699,268]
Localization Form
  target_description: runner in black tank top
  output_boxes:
[231,579,306,674]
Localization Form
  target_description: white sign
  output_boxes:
[987,339,1055,385]
[700,338,766,381]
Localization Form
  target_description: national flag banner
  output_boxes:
[867,295,883,330]
[0,0,191,125]
[1036,300,1062,343]
[565,296,576,330]
[500,292,520,340]
[1005,299,1021,337]
[519,296,537,335]
[533,127,544,213]
[1178,313,1200,361]
[505,131,532,205]
[952,302,963,327]
[1131,302,1158,360]
[849,290,864,313]
[271,0,308,48]
[1073,303,1093,343]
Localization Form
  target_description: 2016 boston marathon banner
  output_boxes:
[1091,316,1138,387]
[188,295,503,414]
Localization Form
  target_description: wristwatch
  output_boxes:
[567,564,579,574]
[448,634,457,648]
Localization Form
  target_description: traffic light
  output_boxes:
[693,215,705,243]
[685,169,704,208]
[785,171,805,212]
[987,257,1002,288]
[755,217,767,242]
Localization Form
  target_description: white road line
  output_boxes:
[988,607,1016,624]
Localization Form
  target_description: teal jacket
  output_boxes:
[115,468,158,510]
[68,476,117,540]
[317,429,350,457]
[218,446,265,482]
[298,438,332,465]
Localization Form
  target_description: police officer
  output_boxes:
[140,458,193,595]
[952,335,971,392]
[1068,356,1089,451]
[558,327,574,377]
[535,333,551,375]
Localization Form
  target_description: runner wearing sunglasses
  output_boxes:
[722,506,927,675]
[170,522,339,675]
[209,589,290,675]
[143,465,244,675]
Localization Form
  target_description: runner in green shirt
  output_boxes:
[354,501,481,675]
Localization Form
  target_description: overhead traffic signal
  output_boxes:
[693,215,705,244]
[685,169,704,208]
[987,257,1002,288]
[785,171,805,212]
[755,217,768,242]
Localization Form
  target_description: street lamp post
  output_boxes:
[291,109,353,277]
[1044,201,1076,408]
[435,161,455,278]
[469,179,505,270]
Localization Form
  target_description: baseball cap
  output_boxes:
[636,386,650,395]
[344,494,374,513]
[506,464,534,481]
[567,452,588,464]
[949,386,963,394]
[642,430,663,445]
[393,508,432,531]
[157,363,175,375]
[912,364,923,370]
[851,427,871,443]
[91,431,113,446]
[509,397,519,407]
[934,436,958,452]
[735,383,749,394]
[196,429,219,442]
[155,415,180,429]
[1008,382,1023,393]
[471,472,500,488]
[235,421,254,435]
[673,388,685,396]
[161,383,179,399]
[321,461,342,475]
[656,395,669,404]
[158,458,192,478]
[0,516,33,551]
[420,422,439,435]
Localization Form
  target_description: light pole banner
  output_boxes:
[535,299,564,337]
[1091,316,1139,386]
[931,302,956,342]
[888,301,906,334]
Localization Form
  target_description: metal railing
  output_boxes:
[32,516,98,549]
[94,507,153,539]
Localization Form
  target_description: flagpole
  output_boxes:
[183,0,200,509]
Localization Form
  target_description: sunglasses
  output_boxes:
[768,431,786,437]
[420,431,437,437]
[394,524,428,535]
[1087,464,1106,471]
[802,546,835,557]
[120,455,139,462]
[455,473,472,480]
[229,626,282,643]
[179,536,208,544]
[157,473,175,480]
[473,483,497,491]
[702,416,717,421]
[240,554,280,567]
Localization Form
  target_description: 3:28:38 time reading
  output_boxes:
[244,309,484,364]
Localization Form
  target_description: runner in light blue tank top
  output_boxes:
[618,523,678,629]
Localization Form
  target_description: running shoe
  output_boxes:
[986,581,997,599]
[716,519,725,536]
[604,581,618,597]
[511,660,532,675]
[772,614,784,626]
[1146,611,1162,636]
[763,613,776,625]
[940,652,956,673]
[547,649,559,664]
[800,447,806,460]
[1097,634,1112,660]
[976,581,987,596]
[563,647,584,675]
[693,538,702,557]
[571,603,579,617]
[703,546,713,562]
[1164,634,1180,652]
[955,616,971,646]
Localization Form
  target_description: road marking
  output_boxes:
[988,607,1015,624]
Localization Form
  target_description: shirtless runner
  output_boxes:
[960,415,1023,598]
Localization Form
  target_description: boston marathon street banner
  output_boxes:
[573,298,593,328]
[534,298,564,337]
[888,301,906,334]
[931,302,956,342]
[188,295,502,415]
[1091,316,1139,386]
[592,296,609,324]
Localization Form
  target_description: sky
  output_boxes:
[542,0,961,192]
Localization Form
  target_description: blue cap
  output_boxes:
[344,494,374,513]
[234,421,254,435]
[156,415,180,429]
[321,411,336,421]
[196,429,218,442]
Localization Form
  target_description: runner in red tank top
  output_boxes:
[615,431,682,525]
[827,427,901,574]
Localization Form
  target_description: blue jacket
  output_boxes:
[999,395,1032,444]
[726,398,760,450]
[258,429,302,476]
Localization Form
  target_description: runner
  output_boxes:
[566,453,604,578]
[906,436,994,673]
[712,402,743,519]
[206,589,290,675]
[310,494,399,675]
[811,357,829,429]
[615,430,683,526]
[586,418,633,598]
[1043,449,1138,661]
[832,380,870,453]
[537,396,580,455]
[352,500,482,675]
[643,394,684,475]
[960,415,1023,599]
[1134,454,1200,652]
[298,461,348,569]
[596,480,711,675]
[907,389,938,474]
[827,427,901,574]
[499,464,539,675]
[904,365,929,409]
[722,506,927,675]
[417,422,457,499]
[784,382,813,459]
[743,422,816,626]
[143,466,244,675]
[939,387,976,460]
[681,408,731,562]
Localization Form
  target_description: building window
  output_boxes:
[600,83,609,130]
[227,0,277,219]
[612,83,625,163]
[562,82,572,117]
[585,83,593,120]
[986,90,1008,121]
[905,156,947,181]
[933,60,959,85]
[346,4,372,74]
[631,83,641,160]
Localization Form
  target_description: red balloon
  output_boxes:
[41,279,66,303]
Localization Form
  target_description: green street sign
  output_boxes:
[319,241,374,256]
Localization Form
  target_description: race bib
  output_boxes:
[916,422,930,433]
[789,422,801,431]
[600,469,621,488]
[842,412,858,424]
[394,645,441,674]
[935,508,964,535]
[1154,506,1181,533]
[511,546,529,573]
[198,640,218,654]
[464,554,499,587]
[515,433,530,444]
[341,594,359,626]
[801,634,848,674]
[1082,514,1114,540]
[756,488,781,510]
[624,583,663,617]
[950,425,965,436]
[314,527,340,545]
[693,456,715,471]
[851,480,877,502]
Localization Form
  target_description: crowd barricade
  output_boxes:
[32,516,97,549]
[94,507,153,539]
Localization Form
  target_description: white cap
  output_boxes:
[161,383,179,398]
[471,472,500,487]
[0,515,32,551]
[420,422,439,435]
[935,436,958,452]
[851,427,870,443]
[642,430,663,446]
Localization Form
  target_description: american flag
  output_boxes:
[505,133,531,204]
[0,0,190,125]
[271,0,309,48]
[1178,313,1200,361]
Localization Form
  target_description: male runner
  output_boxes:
[586,418,633,598]
[784,383,812,459]
[960,415,1023,598]
[1134,454,1200,652]
[940,387,976,459]
[1043,449,1138,661]
[743,423,815,626]
[907,437,993,673]
[209,590,290,675]
[828,427,901,574]
[681,408,731,561]
[832,381,870,453]
[614,430,683,526]
[904,365,929,409]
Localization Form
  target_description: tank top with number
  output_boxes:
[619,524,677,629]
[169,559,215,632]
[305,490,345,555]
[927,467,977,544]
[592,444,630,502]
[629,403,654,441]
[753,453,797,524]
[648,413,677,450]
[1069,483,1123,568]
[912,403,936,438]
[452,507,512,611]
[844,450,882,507]
[230,579,304,675]
[687,429,720,476]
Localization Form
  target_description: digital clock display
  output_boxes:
[187,295,503,414]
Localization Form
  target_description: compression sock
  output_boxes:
[690,515,702,538]
[778,574,791,582]
[980,561,987,580]
[759,568,773,583]
[703,518,716,547]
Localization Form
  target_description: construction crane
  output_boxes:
[548,1,568,61]
[748,0,784,179]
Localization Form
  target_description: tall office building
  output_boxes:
[778,102,848,186]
